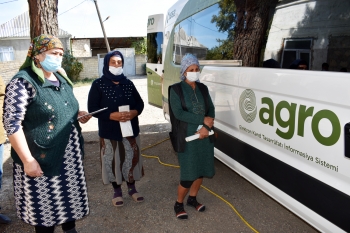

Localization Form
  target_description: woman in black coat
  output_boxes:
[88,50,144,207]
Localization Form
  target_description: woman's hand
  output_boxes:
[78,111,92,124]
[196,126,210,139]
[23,157,44,177]
[110,110,138,122]
[128,110,138,120]
[204,116,214,128]
[8,130,44,177]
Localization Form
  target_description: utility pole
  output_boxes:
[93,0,111,52]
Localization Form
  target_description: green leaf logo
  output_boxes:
[239,89,257,123]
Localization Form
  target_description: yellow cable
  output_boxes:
[141,138,260,233]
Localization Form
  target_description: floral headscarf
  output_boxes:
[20,34,64,71]
[180,53,200,81]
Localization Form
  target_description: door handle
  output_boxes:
[147,71,152,75]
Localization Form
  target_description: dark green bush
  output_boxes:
[62,50,83,82]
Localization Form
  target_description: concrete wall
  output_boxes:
[0,36,71,62]
[0,60,24,84]
[0,54,143,84]
[264,0,350,70]
[71,39,92,57]
[0,57,99,83]
[0,38,30,62]
[77,57,99,79]
[135,54,146,75]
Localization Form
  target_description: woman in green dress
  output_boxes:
[169,54,215,220]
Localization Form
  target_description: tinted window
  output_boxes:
[147,32,163,64]
[172,0,350,72]
[264,0,350,71]
[173,3,232,65]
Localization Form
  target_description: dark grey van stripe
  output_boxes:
[214,128,350,232]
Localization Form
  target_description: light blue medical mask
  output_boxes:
[40,54,62,72]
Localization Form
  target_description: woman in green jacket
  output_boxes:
[3,34,91,233]
[169,54,215,219]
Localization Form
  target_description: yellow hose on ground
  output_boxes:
[141,137,259,233]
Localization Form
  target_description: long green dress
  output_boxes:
[170,81,215,181]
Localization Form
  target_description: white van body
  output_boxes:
[148,0,350,232]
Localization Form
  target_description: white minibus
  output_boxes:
[147,1,350,232]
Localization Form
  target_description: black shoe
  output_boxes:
[187,198,205,212]
[174,202,188,220]
[0,214,11,224]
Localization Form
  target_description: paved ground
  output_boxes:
[0,76,318,233]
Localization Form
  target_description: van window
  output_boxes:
[264,1,350,71]
[173,3,232,65]
[147,32,163,64]
[172,0,350,71]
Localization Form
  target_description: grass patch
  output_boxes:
[73,78,96,87]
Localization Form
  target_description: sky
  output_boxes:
[0,0,178,38]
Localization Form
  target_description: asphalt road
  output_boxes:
[0,76,318,233]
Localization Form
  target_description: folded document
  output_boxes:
[119,105,133,137]
[185,130,214,142]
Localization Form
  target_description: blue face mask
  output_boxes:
[40,54,62,72]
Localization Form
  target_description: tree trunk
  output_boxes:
[28,0,59,39]
[233,0,278,67]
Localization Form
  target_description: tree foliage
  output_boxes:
[209,0,236,60]
[131,37,147,55]
[28,0,59,39]
[61,50,83,82]
[211,0,236,41]
[211,0,278,66]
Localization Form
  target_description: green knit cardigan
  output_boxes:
[11,67,84,176]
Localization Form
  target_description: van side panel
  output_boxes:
[201,65,350,232]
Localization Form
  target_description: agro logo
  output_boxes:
[239,89,257,123]
[239,89,341,146]
[147,18,154,27]
[259,97,341,146]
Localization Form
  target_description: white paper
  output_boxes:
[77,107,108,120]
[119,105,133,137]
[185,130,214,142]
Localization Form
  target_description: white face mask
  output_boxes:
[109,66,123,76]
[186,72,200,82]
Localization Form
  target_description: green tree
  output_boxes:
[28,0,59,39]
[61,50,83,82]
[211,0,278,66]
[211,0,236,59]
[132,37,147,55]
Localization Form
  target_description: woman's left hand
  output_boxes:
[78,111,92,124]
[127,110,138,121]
[196,126,209,139]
